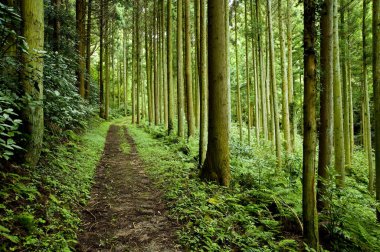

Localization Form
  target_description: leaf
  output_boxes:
[0,225,10,233]
[1,233,19,243]
[207,197,220,205]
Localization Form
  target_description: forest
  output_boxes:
[0,0,380,251]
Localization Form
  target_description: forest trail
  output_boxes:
[77,125,180,252]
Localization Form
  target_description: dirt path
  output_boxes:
[77,125,180,252]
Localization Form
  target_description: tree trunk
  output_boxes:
[267,0,282,168]
[53,0,61,52]
[85,0,91,100]
[317,0,333,212]
[167,0,174,133]
[244,0,251,145]
[20,0,45,167]
[136,0,141,124]
[287,0,295,149]
[279,0,291,153]
[104,0,110,120]
[303,0,319,248]
[99,0,104,118]
[333,0,345,187]
[372,0,380,221]
[200,0,230,187]
[185,0,195,137]
[199,0,207,167]
[362,0,374,192]
[76,0,86,98]
[234,2,242,143]
[177,0,184,137]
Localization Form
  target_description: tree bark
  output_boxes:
[201,0,230,187]
[317,0,333,212]
[20,0,45,167]
[177,0,184,137]
[372,0,380,221]
[303,0,319,248]
[76,0,86,98]
[167,0,174,133]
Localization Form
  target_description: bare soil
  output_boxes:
[77,125,180,252]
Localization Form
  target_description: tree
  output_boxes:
[317,0,333,211]
[200,0,230,187]
[20,0,45,167]
[85,0,92,100]
[267,0,282,168]
[198,0,207,167]
[99,0,104,118]
[76,0,86,98]
[333,0,345,187]
[303,0,319,248]
[185,0,195,137]
[177,0,184,137]
[279,0,291,153]
[234,1,242,143]
[167,0,174,134]
[362,0,374,192]
[373,0,380,221]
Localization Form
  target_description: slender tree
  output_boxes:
[199,0,207,167]
[20,0,45,167]
[185,0,195,137]
[85,0,91,100]
[177,0,184,137]
[303,0,319,248]
[317,0,333,211]
[76,0,86,98]
[267,0,282,168]
[99,0,104,118]
[234,1,242,143]
[201,0,230,186]
[244,0,251,145]
[279,0,291,153]
[373,0,380,221]
[167,0,174,133]
[362,0,374,192]
[333,0,345,187]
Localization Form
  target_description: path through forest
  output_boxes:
[77,125,180,251]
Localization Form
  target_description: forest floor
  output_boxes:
[77,124,181,252]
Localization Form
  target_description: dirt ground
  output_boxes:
[77,125,181,252]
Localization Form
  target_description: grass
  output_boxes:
[124,118,380,252]
[0,119,111,251]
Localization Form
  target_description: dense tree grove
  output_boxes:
[1,0,380,250]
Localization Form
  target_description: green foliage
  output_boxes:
[127,122,302,251]
[43,52,95,134]
[0,121,110,251]
[0,92,22,160]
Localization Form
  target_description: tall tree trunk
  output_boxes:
[256,0,268,140]
[123,26,128,116]
[199,0,207,167]
[162,0,168,128]
[244,0,251,145]
[287,0,295,149]
[104,0,110,120]
[85,0,91,100]
[303,0,319,248]
[167,0,174,133]
[372,0,380,221]
[53,0,61,52]
[99,0,104,118]
[20,0,44,167]
[234,2,242,143]
[251,0,260,142]
[76,0,86,98]
[177,0,184,137]
[317,0,333,212]
[201,0,230,187]
[279,0,291,153]
[333,0,345,187]
[363,0,374,192]
[267,0,282,168]
[185,0,195,137]
[136,0,141,124]
[340,0,351,171]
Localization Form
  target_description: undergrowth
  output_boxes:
[126,119,380,252]
[0,120,110,251]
